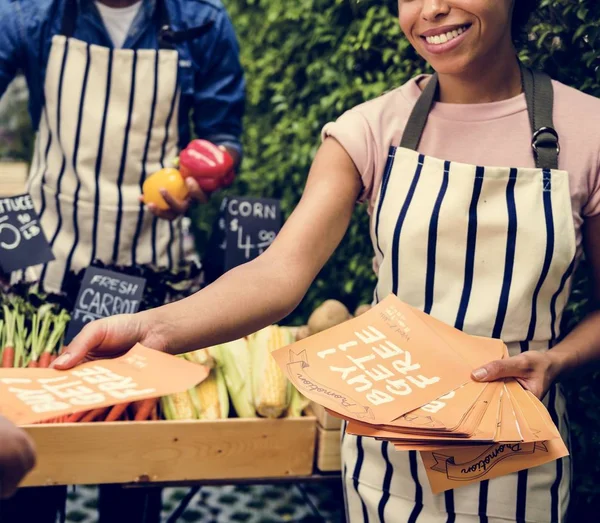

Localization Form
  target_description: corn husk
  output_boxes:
[249,325,292,418]
[287,386,310,418]
[217,338,256,418]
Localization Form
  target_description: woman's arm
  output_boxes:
[472,214,600,399]
[55,138,364,366]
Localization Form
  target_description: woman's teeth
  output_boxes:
[425,26,468,45]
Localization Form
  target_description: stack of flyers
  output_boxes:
[272,295,568,493]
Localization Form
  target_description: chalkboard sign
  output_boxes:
[224,197,282,271]
[65,267,146,344]
[0,194,54,273]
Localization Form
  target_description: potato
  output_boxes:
[295,325,311,341]
[354,304,372,317]
[308,300,351,334]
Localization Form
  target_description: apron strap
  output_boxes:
[398,72,439,152]
[60,0,78,38]
[521,67,560,170]
[399,62,560,170]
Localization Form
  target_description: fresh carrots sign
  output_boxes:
[0,345,208,425]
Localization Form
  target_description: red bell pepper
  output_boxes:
[178,139,235,191]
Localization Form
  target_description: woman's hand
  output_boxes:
[471,350,569,400]
[52,312,168,370]
[0,416,36,499]
[145,177,208,221]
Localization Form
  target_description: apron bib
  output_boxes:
[25,0,189,293]
[343,67,575,522]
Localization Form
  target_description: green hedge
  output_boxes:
[192,0,600,518]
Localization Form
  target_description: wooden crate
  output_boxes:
[315,425,341,472]
[22,415,317,487]
[310,402,342,431]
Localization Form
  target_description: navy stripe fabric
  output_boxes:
[40,39,71,285]
[90,47,113,263]
[549,256,576,340]
[516,470,528,522]
[112,51,138,263]
[375,146,397,257]
[526,169,555,340]
[159,59,180,267]
[478,480,489,523]
[455,167,484,331]
[492,168,518,339]
[377,441,393,522]
[548,386,563,521]
[407,451,423,523]
[445,490,456,523]
[37,110,54,220]
[131,50,160,265]
[353,436,370,522]
[392,155,424,295]
[424,161,450,314]
[63,43,92,282]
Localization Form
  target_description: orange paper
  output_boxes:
[0,344,208,425]
[272,294,476,423]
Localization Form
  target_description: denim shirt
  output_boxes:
[0,0,245,153]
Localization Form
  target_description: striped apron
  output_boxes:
[343,67,575,522]
[24,0,186,293]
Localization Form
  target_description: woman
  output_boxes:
[56,0,600,521]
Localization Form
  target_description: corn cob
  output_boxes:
[161,390,197,420]
[217,338,256,418]
[249,325,292,419]
[189,346,230,420]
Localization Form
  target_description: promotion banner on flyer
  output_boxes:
[0,345,208,426]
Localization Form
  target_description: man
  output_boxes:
[0,0,244,292]
[0,0,245,519]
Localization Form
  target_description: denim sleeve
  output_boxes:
[0,0,25,98]
[191,8,245,157]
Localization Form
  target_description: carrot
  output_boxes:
[66,410,89,423]
[81,407,110,423]
[134,398,158,421]
[105,403,130,422]
[39,351,52,368]
[2,347,14,368]
[28,359,39,368]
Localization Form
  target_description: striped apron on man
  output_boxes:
[24,0,185,293]
[343,66,574,522]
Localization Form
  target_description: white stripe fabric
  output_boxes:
[343,147,577,522]
[26,36,183,293]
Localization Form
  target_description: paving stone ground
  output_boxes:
[65,483,345,522]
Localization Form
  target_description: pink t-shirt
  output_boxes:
[322,76,600,250]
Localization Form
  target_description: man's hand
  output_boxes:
[471,350,568,400]
[144,177,208,221]
[0,416,36,499]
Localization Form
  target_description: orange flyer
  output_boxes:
[272,294,475,423]
[0,344,209,426]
